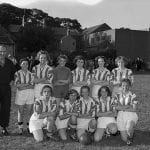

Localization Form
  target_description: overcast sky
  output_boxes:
[1,0,150,30]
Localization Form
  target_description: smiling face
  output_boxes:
[20,60,28,71]
[42,87,51,99]
[81,87,89,99]
[39,54,47,65]
[76,59,84,68]
[100,88,108,99]
[69,92,78,102]
[117,59,125,68]
[121,81,130,93]
[98,58,105,68]
[58,58,67,67]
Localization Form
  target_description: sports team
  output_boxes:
[13,50,138,146]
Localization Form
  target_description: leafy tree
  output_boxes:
[17,24,56,53]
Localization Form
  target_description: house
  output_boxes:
[82,23,111,47]
[0,25,15,56]
[101,28,150,61]
[52,27,81,51]
[83,25,150,61]
[60,29,76,52]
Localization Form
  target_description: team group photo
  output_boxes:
[0,0,150,150]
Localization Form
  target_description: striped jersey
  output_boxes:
[77,97,96,117]
[14,70,33,85]
[92,68,110,81]
[32,64,53,83]
[72,68,90,83]
[111,68,133,85]
[95,96,113,113]
[58,99,79,116]
[34,96,57,113]
[113,91,137,106]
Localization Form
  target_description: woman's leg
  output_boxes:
[94,128,105,142]
[58,128,67,141]
[77,129,86,139]
[26,104,33,132]
[120,131,128,142]
[32,129,44,142]
[18,105,25,134]
[126,120,135,138]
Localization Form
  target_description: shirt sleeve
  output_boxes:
[58,102,65,116]
[49,98,57,112]
[14,72,21,85]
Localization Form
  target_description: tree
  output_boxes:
[17,24,56,53]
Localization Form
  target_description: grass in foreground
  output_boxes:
[0,74,150,150]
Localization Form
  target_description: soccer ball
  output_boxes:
[79,132,92,145]
[88,119,97,132]
[107,123,117,134]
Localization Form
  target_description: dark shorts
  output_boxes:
[53,85,69,98]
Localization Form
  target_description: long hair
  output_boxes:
[98,86,111,99]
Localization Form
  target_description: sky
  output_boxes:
[1,0,150,30]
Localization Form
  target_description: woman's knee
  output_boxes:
[33,129,44,142]
[94,129,104,142]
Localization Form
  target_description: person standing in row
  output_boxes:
[111,56,134,96]
[91,56,110,99]
[32,50,53,99]
[71,55,90,94]
[0,45,17,135]
[14,58,34,134]
[52,55,72,107]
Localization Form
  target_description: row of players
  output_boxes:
[14,51,136,145]
[29,80,138,146]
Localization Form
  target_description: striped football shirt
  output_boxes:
[77,97,96,117]
[34,96,57,113]
[95,96,113,113]
[32,64,53,83]
[14,70,33,85]
[92,68,110,81]
[110,68,133,85]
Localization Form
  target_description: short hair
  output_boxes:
[121,78,132,87]
[115,56,128,66]
[65,89,80,100]
[36,50,50,61]
[19,58,29,65]
[57,54,68,62]
[73,55,85,64]
[40,85,53,96]
[80,85,90,95]
[95,56,105,63]
[98,86,111,98]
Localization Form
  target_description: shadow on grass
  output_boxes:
[91,130,150,147]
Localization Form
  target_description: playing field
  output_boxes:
[0,74,150,150]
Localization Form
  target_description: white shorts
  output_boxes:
[77,118,92,131]
[34,83,52,99]
[71,86,81,95]
[15,89,34,105]
[55,117,69,130]
[97,117,116,129]
[29,114,48,133]
[91,85,102,99]
[117,111,138,131]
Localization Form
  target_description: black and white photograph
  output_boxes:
[0,0,149,149]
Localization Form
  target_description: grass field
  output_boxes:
[0,74,150,150]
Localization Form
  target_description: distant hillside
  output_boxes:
[0,3,82,31]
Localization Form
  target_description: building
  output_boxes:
[82,23,111,47]
[52,27,81,52]
[0,25,15,56]
[83,23,150,61]
[101,28,150,61]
